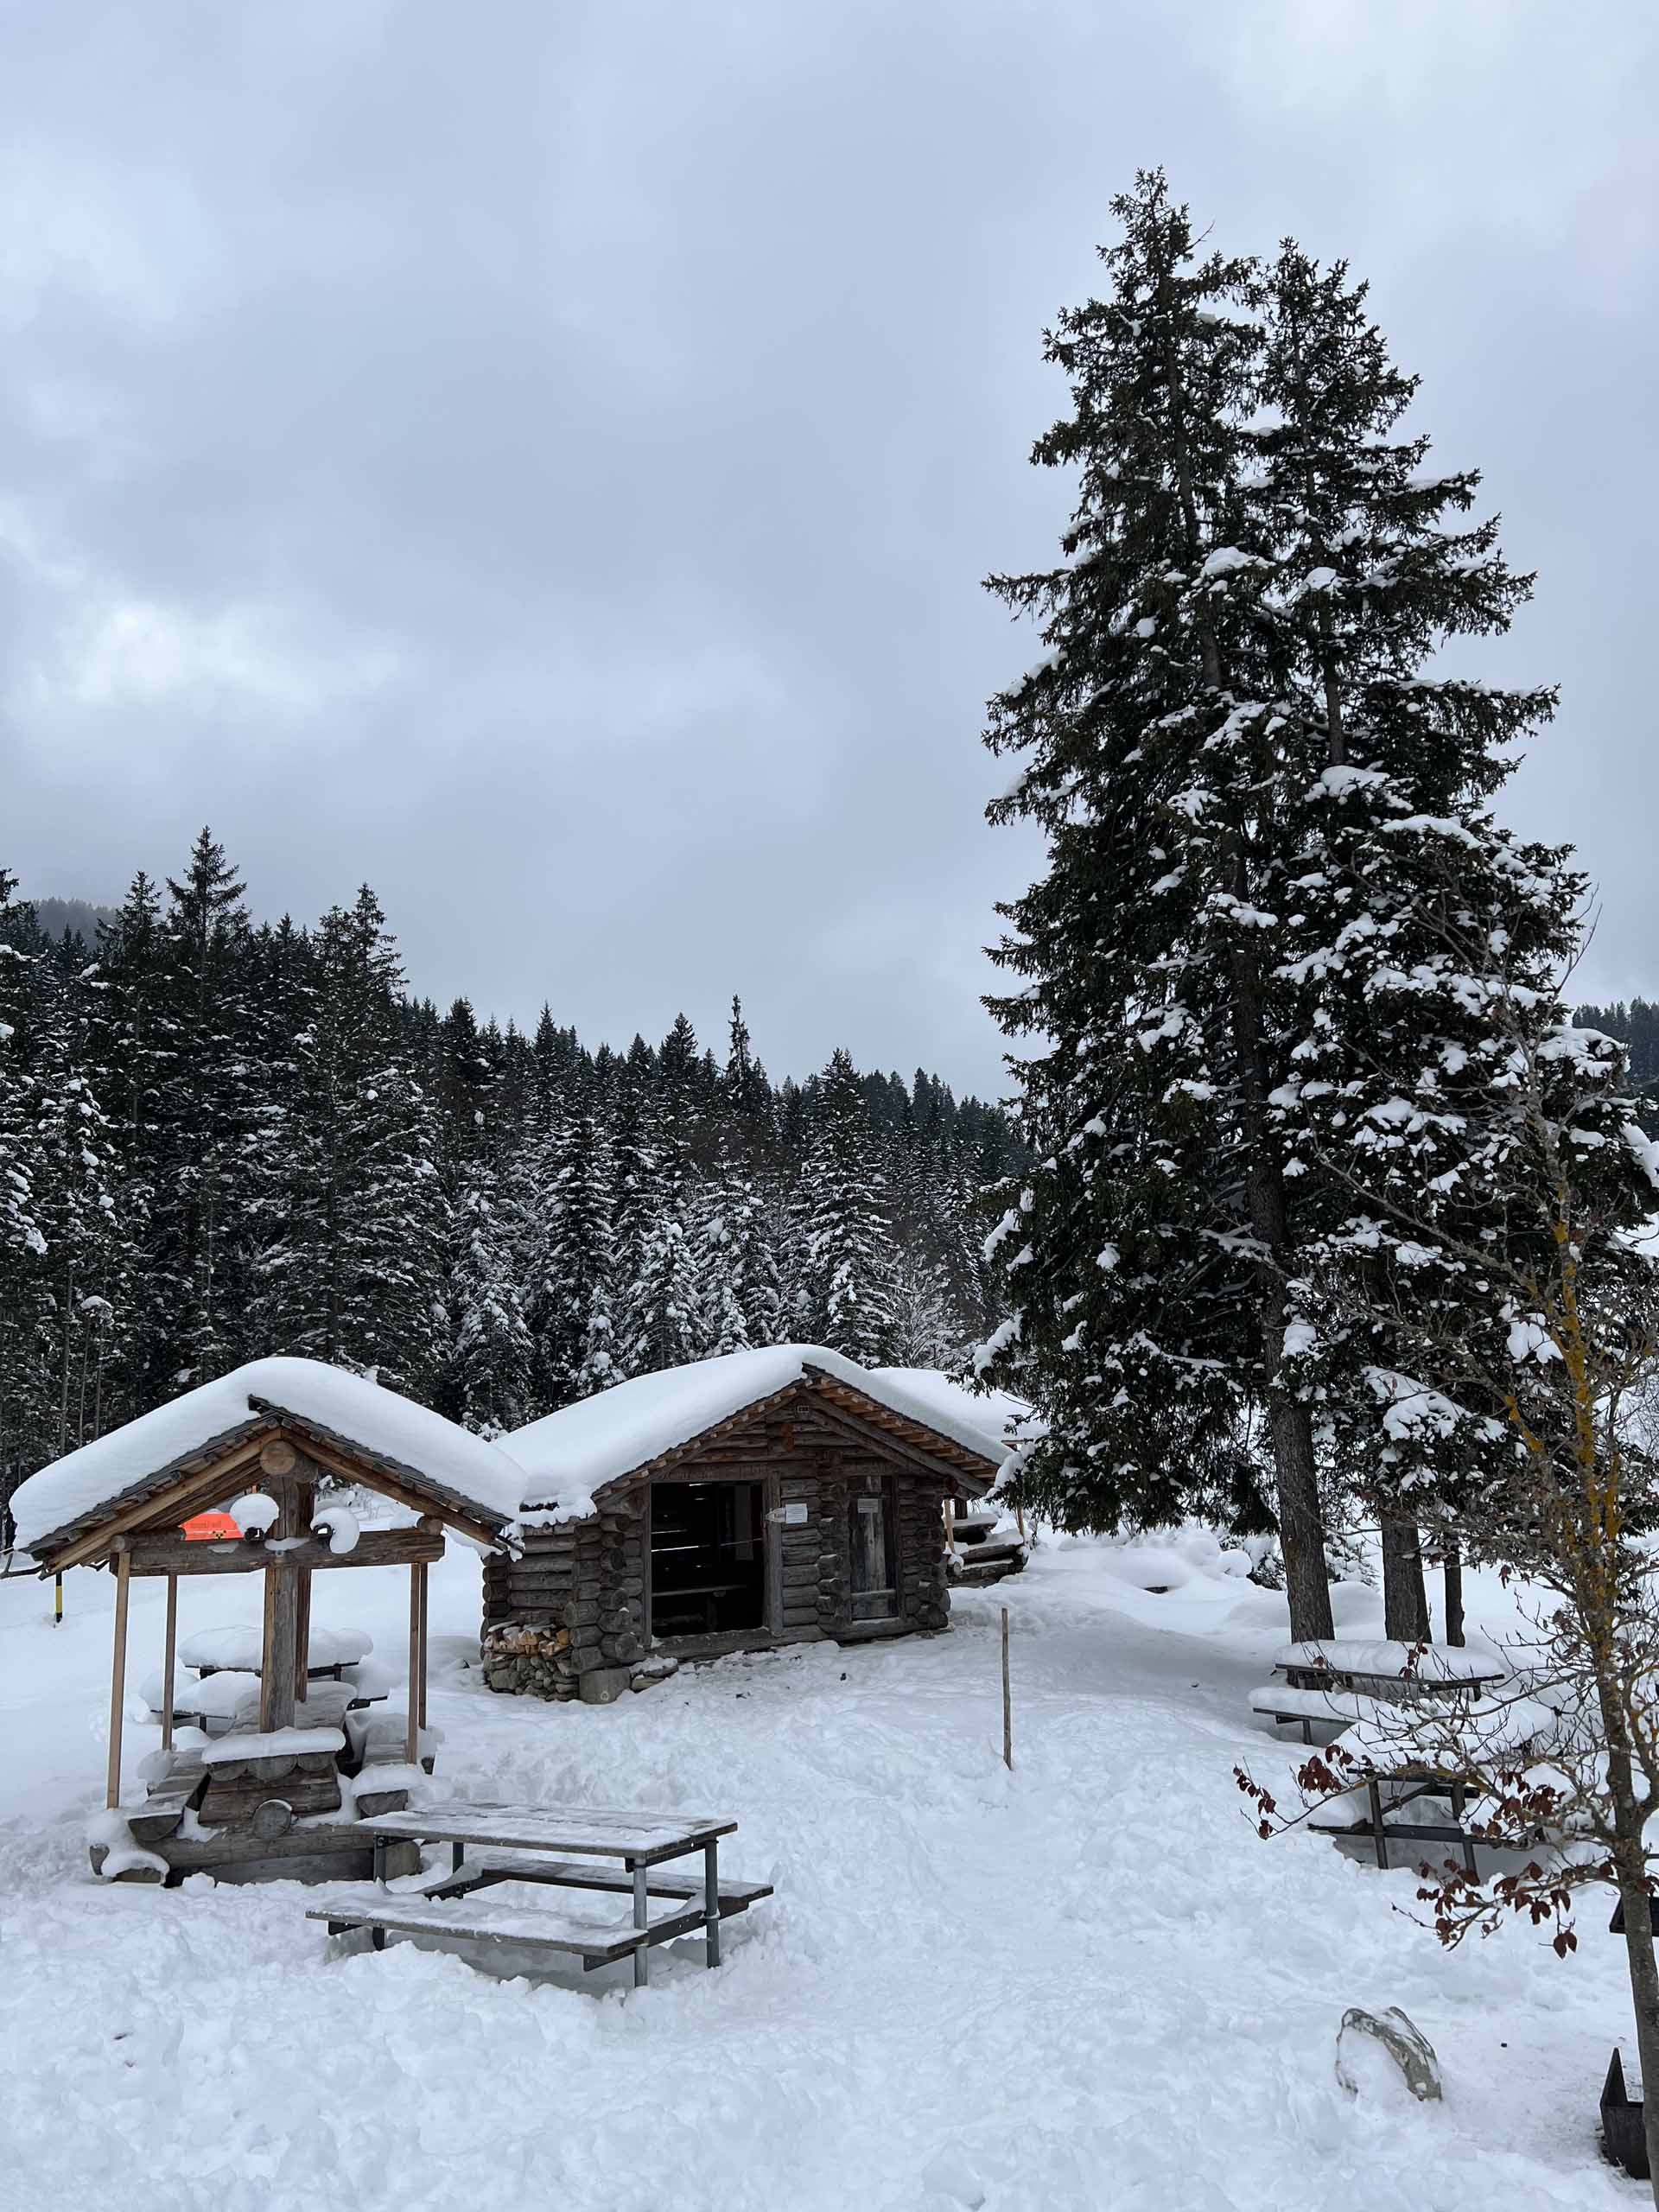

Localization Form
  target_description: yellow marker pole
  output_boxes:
[54,1573,63,1626]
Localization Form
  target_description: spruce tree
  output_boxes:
[977,173,1339,1634]
[156,830,258,1386]
[1249,241,1570,1622]
[800,1048,897,1363]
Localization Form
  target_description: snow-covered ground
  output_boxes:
[0,1532,1638,2211]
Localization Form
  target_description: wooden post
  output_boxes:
[106,1548,131,1809]
[259,1556,300,1735]
[416,1559,429,1732]
[160,1572,178,1752]
[406,1563,421,1765]
[1001,1604,1012,1771]
[944,1497,957,1557]
[293,1473,315,1704]
[54,1572,63,1626]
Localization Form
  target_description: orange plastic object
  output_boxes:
[181,1510,242,1541]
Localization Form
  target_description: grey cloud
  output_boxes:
[2,0,1655,1090]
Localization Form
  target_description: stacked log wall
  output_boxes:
[484,1402,966,1701]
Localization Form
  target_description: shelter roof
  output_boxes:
[504,1345,1001,1525]
[10,1357,524,1561]
[868,1368,1032,1459]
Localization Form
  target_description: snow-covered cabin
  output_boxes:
[487,1347,1002,1700]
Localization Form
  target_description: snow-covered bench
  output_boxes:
[308,1889,692,1970]
[1274,1639,1507,1700]
[1249,1682,1378,1744]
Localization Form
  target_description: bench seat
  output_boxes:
[308,1890,704,1967]
[444,1850,772,1916]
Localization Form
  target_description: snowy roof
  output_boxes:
[10,1357,524,1558]
[868,1369,1033,1455]
[504,1345,1001,1523]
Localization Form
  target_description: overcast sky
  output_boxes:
[3,2,1655,1096]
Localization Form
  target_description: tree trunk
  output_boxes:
[1611,1834,1659,2207]
[1268,1394,1334,1643]
[1381,1520,1430,1642]
[1442,1544,1465,1648]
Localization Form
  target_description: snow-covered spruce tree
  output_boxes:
[800,1047,898,1363]
[1249,241,1569,1625]
[524,1102,620,1409]
[155,830,260,1388]
[254,889,449,1397]
[447,1168,533,1436]
[978,172,1340,1637]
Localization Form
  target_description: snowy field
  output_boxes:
[0,1535,1641,2212]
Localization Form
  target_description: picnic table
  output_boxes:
[1251,1638,1507,1743]
[310,1799,771,1986]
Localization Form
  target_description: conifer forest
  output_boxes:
[0,843,1014,1511]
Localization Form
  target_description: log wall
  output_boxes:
[482,1407,961,1704]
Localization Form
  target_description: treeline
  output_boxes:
[0,834,1016,1508]
[1576,1000,1659,1092]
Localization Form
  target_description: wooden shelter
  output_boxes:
[10,1358,519,1882]
[483,1347,1002,1702]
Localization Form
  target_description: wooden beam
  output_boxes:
[294,1479,315,1701]
[274,1428,504,1550]
[161,1573,178,1752]
[122,1528,446,1577]
[406,1567,421,1765]
[47,1435,274,1572]
[806,1394,989,1491]
[259,1558,299,1734]
[106,1548,131,1808]
[416,1560,429,1731]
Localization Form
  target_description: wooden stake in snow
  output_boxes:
[1001,1605,1012,1770]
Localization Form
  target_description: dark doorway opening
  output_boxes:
[650,1481,767,1640]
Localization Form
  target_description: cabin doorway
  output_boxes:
[848,1476,898,1622]
[649,1480,767,1641]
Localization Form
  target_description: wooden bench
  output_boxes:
[435,1849,772,1920]
[1249,1683,1370,1744]
[307,1891,705,1971]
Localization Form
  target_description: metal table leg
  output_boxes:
[372,1834,388,1888]
[1368,1777,1389,1871]
[632,1858,649,1988]
[704,1839,721,1970]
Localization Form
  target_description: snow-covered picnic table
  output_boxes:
[315,1798,769,1986]
[181,1624,373,1678]
[1252,1638,1508,1740]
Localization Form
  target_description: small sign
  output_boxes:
[855,1496,881,1516]
[769,1503,810,1526]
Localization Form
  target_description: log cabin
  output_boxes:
[485,1346,1003,1702]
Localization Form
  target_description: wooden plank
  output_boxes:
[460,1851,772,1910]
[124,1528,447,1576]
[106,1548,130,1808]
[307,1892,681,1963]
[356,1800,737,1858]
